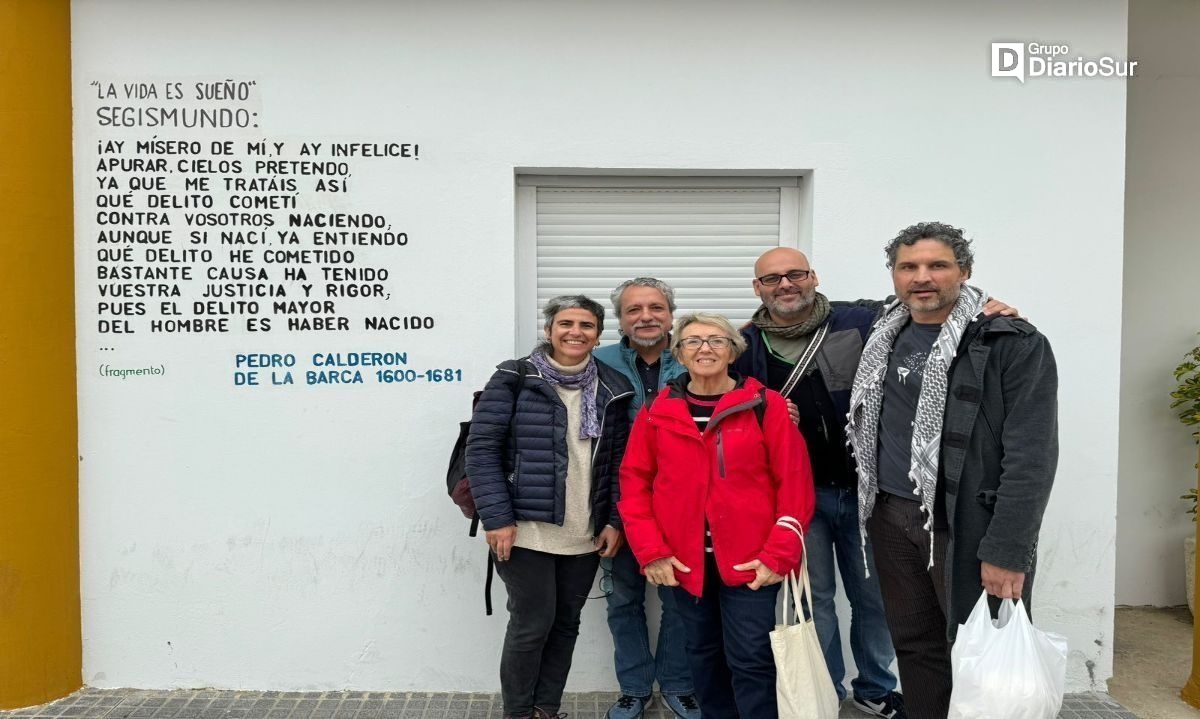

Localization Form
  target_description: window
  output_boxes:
[515,174,806,351]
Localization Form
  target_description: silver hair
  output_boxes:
[670,312,748,362]
[884,221,975,274]
[610,277,677,317]
[541,294,606,335]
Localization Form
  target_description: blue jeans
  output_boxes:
[807,485,898,701]
[673,554,780,718]
[604,545,693,697]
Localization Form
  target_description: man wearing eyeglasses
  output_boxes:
[733,247,906,719]
[593,278,701,719]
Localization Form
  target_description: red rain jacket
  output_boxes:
[618,374,815,597]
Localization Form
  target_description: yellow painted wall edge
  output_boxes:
[0,0,83,708]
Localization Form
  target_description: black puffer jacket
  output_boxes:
[465,357,634,533]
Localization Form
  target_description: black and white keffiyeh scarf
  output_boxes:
[847,284,987,572]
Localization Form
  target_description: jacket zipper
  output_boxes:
[706,395,764,432]
[591,380,635,466]
[716,428,726,477]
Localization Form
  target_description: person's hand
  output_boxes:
[785,398,800,425]
[983,298,1022,319]
[485,525,518,562]
[981,561,1025,598]
[595,526,623,558]
[645,556,690,587]
[733,558,784,590]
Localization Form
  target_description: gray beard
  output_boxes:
[628,332,667,348]
[768,293,814,321]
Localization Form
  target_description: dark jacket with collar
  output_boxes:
[940,315,1058,640]
[464,356,634,533]
[735,304,878,487]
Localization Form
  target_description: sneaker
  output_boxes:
[660,693,701,719]
[605,694,652,719]
[852,691,906,719]
[532,709,567,719]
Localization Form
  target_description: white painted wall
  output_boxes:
[72,0,1129,693]
[1116,0,1200,607]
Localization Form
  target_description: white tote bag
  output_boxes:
[948,591,1069,719]
[770,531,841,719]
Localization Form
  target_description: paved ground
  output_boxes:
[0,688,1139,719]
[1109,606,1200,719]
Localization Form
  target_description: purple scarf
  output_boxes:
[529,349,601,439]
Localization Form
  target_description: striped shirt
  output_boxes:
[686,390,723,553]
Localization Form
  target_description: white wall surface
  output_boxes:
[72,0,1129,693]
[1116,0,1200,606]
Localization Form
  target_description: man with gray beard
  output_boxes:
[593,279,699,719]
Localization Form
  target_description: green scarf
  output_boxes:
[750,292,831,362]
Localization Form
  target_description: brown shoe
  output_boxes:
[532,708,567,719]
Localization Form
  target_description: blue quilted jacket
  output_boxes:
[465,357,635,533]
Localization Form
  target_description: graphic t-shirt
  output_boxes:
[877,319,942,498]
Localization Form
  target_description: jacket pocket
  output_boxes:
[507,454,520,487]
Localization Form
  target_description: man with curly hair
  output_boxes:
[847,222,1059,718]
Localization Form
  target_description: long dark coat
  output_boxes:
[940,316,1059,640]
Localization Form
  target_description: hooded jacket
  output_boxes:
[618,373,816,597]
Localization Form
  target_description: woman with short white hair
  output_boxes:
[619,311,816,718]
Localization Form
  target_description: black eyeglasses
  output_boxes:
[756,269,813,286]
[587,561,614,600]
[677,336,733,350]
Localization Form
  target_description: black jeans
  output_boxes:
[493,546,600,717]
[868,492,951,719]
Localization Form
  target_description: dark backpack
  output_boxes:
[445,366,527,535]
[445,365,527,615]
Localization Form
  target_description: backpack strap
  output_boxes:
[484,551,495,616]
[481,361,529,615]
[753,386,768,428]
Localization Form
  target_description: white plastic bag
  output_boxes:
[770,531,841,719]
[948,591,1069,719]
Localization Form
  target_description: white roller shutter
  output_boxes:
[519,180,799,349]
